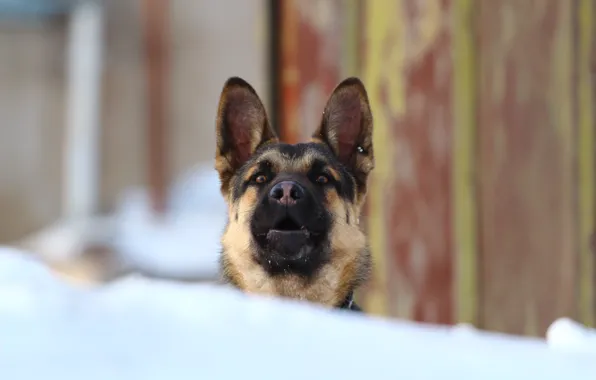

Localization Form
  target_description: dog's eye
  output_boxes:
[316,174,329,185]
[255,174,268,184]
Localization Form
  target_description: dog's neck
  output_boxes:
[220,218,371,311]
[220,248,364,310]
[223,265,362,312]
[337,291,362,312]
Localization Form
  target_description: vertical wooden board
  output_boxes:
[340,0,360,78]
[452,0,479,325]
[363,0,455,324]
[142,0,170,214]
[101,0,145,211]
[477,0,578,335]
[577,0,595,327]
[360,0,396,316]
[279,0,344,143]
[279,0,300,143]
[0,23,66,241]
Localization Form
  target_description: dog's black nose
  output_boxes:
[269,181,304,205]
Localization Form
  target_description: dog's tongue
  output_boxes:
[266,230,311,258]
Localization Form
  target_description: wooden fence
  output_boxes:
[275,0,596,336]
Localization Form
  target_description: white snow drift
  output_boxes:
[0,247,595,380]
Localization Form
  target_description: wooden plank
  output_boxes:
[361,0,396,317]
[141,0,169,215]
[577,0,595,327]
[363,0,455,324]
[279,0,300,143]
[278,0,344,142]
[476,0,578,336]
[452,0,479,325]
[341,0,360,78]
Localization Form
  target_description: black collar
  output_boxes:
[337,291,362,312]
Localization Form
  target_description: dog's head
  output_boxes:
[215,77,374,307]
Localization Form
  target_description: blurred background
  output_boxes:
[0,0,594,338]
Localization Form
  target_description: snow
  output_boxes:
[0,247,595,380]
[111,163,227,280]
[17,163,227,282]
[547,317,596,355]
[18,215,117,263]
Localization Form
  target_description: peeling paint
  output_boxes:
[362,0,403,317]
[279,0,344,143]
[364,0,454,324]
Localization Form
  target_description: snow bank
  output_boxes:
[0,248,595,380]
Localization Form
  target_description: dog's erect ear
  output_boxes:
[215,77,278,195]
[312,78,374,190]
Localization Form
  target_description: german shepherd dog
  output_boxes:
[215,77,374,312]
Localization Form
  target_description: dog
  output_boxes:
[215,76,374,312]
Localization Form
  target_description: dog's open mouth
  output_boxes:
[266,216,310,241]
[264,216,312,259]
[271,216,301,232]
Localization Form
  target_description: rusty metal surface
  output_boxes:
[476,0,578,335]
[363,0,454,324]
